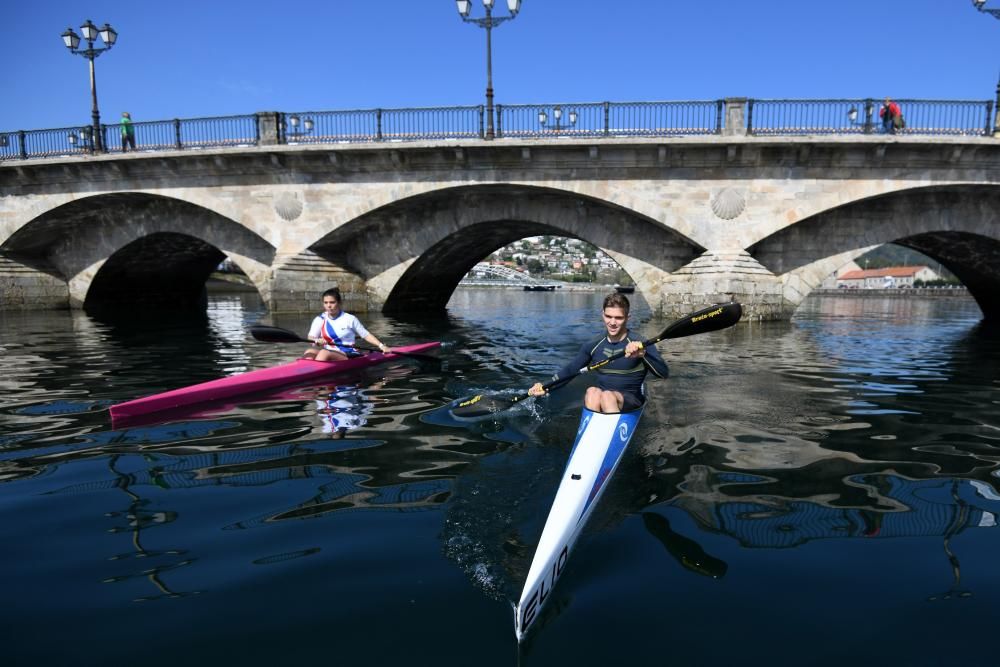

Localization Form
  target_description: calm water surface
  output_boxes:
[2,290,998,666]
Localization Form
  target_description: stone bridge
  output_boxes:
[2,135,999,321]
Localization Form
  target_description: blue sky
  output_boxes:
[4,0,1000,131]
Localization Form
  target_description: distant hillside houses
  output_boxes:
[836,265,940,289]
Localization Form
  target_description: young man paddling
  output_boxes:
[303,287,392,362]
[528,293,668,413]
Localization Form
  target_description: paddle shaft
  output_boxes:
[536,302,741,394]
[248,325,438,362]
[450,301,741,417]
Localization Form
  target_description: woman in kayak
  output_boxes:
[303,287,392,361]
[527,292,668,413]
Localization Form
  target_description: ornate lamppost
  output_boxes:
[61,19,118,153]
[67,127,95,152]
[285,115,315,142]
[456,0,522,140]
[973,0,1000,18]
[972,1,1000,134]
[538,105,578,134]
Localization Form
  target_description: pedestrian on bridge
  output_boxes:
[120,112,137,152]
[879,98,902,134]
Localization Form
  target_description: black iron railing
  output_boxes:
[496,100,724,138]
[278,106,485,144]
[747,98,994,137]
[1,97,995,162]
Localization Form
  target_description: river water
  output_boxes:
[1,290,998,666]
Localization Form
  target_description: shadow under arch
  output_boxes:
[1,192,276,313]
[307,183,703,313]
[86,232,226,313]
[748,185,1000,320]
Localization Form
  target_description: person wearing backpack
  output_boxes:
[879,97,902,134]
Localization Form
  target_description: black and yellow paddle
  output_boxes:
[249,325,440,363]
[448,301,742,419]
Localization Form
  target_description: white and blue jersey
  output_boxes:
[315,385,372,434]
[308,311,370,355]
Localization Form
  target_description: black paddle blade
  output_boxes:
[650,301,742,344]
[449,393,521,419]
[448,301,742,420]
[249,325,310,344]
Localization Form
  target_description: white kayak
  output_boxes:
[514,406,644,641]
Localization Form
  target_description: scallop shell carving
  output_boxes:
[710,187,746,220]
[274,192,304,221]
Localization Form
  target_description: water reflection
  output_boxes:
[102,454,201,603]
[640,511,728,579]
[2,291,1000,665]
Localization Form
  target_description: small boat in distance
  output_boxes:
[614,284,635,294]
[523,284,557,291]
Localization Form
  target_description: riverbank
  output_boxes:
[811,287,971,298]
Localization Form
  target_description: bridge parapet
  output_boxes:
[2,96,996,162]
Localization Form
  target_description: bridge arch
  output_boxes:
[750,185,1000,319]
[285,184,704,312]
[0,193,276,310]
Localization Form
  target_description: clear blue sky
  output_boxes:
[4,0,1000,131]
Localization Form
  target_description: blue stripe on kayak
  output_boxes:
[578,409,642,523]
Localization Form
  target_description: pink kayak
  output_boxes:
[109,342,440,422]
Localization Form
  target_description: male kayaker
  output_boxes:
[527,293,668,413]
[303,287,393,361]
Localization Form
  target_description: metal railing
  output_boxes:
[0,114,258,160]
[1,97,995,162]
[497,100,724,138]
[747,98,994,137]
[279,106,484,144]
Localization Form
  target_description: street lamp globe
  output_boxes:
[80,19,98,41]
[62,27,80,50]
[99,23,118,46]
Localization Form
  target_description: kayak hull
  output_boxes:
[514,406,643,641]
[109,342,440,422]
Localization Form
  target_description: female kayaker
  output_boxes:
[303,287,393,362]
[527,292,668,413]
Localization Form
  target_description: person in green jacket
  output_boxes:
[120,111,136,152]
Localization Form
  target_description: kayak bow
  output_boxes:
[515,406,643,641]
[109,341,440,422]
